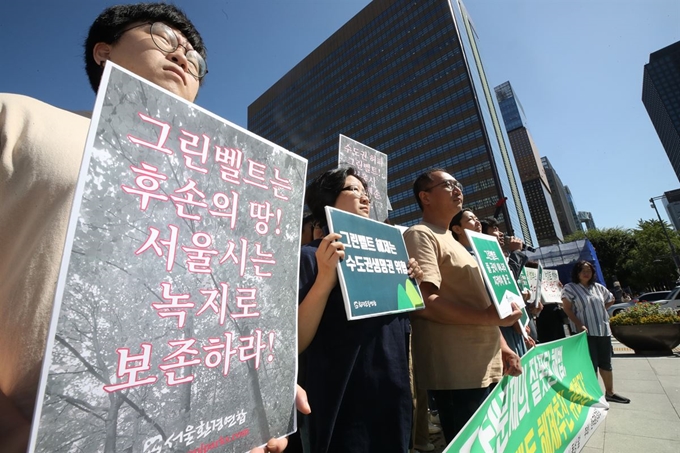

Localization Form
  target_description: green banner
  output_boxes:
[465,230,523,320]
[445,333,608,453]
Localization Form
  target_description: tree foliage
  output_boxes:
[626,219,680,290]
[564,219,680,292]
[564,227,637,287]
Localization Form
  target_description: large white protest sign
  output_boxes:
[338,135,390,221]
[29,63,305,453]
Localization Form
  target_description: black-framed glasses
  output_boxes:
[341,185,372,203]
[424,179,463,193]
[118,22,208,79]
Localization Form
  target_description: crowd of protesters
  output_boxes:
[298,167,629,452]
[0,3,627,453]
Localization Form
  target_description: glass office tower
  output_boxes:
[564,185,583,235]
[578,211,597,231]
[643,41,680,183]
[663,189,680,232]
[248,0,536,244]
[542,157,582,237]
[495,81,563,246]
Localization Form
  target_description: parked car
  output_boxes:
[636,291,672,303]
[608,289,678,317]
[652,287,680,312]
[608,290,670,317]
[608,301,637,317]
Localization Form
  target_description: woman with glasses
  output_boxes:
[298,167,422,453]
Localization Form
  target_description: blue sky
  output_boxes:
[2,0,679,231]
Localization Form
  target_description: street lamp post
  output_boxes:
[650,196,680,277]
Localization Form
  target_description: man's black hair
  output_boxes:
[84,2,207,92]
[412,168,447,211]
[305,167,368,227]
[480,217,500,235]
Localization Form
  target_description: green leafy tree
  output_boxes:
[564,227,636,287]
[625,219,680,290]
[564,220,680,292]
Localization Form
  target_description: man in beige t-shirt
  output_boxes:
[0,4,208,451]
[1,5,306,453]
[403,169,522,443]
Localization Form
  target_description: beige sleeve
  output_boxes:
[404,226,441,289]
[0,94,88,420]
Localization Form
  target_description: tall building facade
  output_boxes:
[495,81,563,246]
[662,189,680,231]
[541,157,581,237]
[578,211,597,231]
[642,40,680,182]
[248,0,537,245]
[564,185,583,234]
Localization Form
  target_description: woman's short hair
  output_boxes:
[305,167,367,227]
[571,260,596,285]
[84,2,207,92]
[449,208,473,240]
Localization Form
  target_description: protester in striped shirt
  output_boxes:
[561,261,630,404]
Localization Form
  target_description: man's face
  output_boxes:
[101,22,200,102]
[420,171,464,216]
[487,225,505,247]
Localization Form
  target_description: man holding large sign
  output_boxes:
[0,4,300,452]
[30,61,306,453]
[1,4,209,450]
[404,169,523,443]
